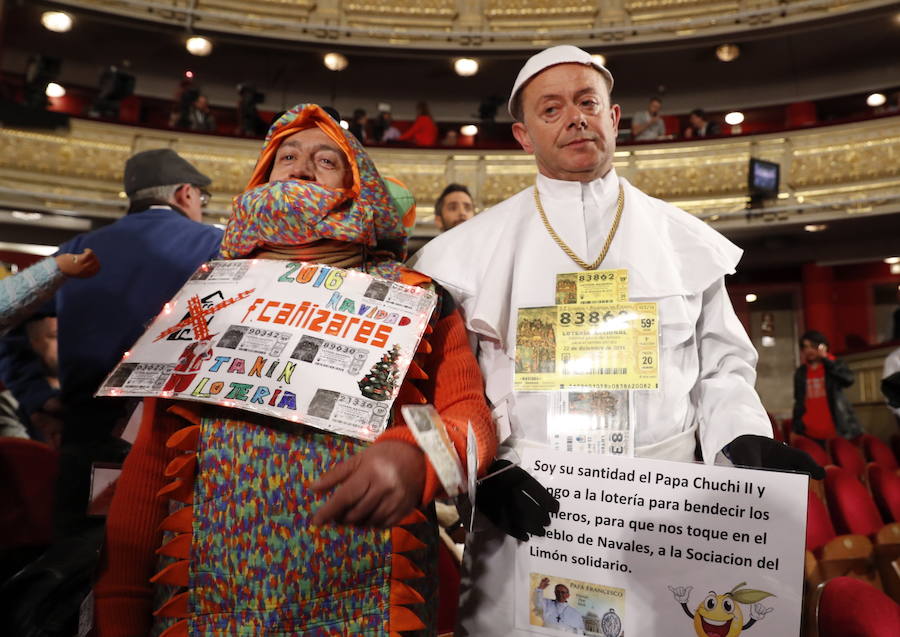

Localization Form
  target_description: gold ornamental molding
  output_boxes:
[50,0,900,50]
[0,115,899,238]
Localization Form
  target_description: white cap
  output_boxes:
[508,45,614,119]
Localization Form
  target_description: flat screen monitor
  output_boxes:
[748,158,780,198]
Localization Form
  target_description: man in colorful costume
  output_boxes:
[409,46,822,636]
[93,104,497,636]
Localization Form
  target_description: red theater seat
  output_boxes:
[807,489,837,552]
[831,437,867,480]
[825,466,884,536]
[0,438,59,549]
[861,435,898,470]
[868,463,900,523]
[791,433,830,468]
[817,576,900,637]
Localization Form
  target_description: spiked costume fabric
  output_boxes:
[93,104,496,636]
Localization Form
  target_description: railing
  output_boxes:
[53,0,897,49]
[0,114,898,238]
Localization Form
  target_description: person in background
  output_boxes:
[0,149,222,535]
[187,94,216,133]
[348,108,369,143]
[440,129,459,147]
[373,110,401,142]
[398,101,438,146]
[0,251,99,336]
[631,96,665,141]
[684,108,721,138]
[792,330,862,443]
[0,253,98,443]
[434,183,475,231]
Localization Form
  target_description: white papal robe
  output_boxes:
[409,168,771,636]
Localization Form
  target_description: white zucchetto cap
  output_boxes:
[508,45,614,119]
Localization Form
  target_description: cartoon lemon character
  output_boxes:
[668,582,775,636]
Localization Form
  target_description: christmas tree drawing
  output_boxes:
[359,345,402,401]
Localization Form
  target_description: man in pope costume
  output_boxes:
[410,45,822,636]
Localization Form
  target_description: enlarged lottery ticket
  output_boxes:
[547,389,633,457]
[189,260,251,282]
[102,362,176,392]
[305,388,391,437]
[555,269,629,305]
[290,336,369,375]
[514,302,659,391]
[217,325,291,357]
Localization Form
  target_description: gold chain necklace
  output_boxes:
[533,179,625,271]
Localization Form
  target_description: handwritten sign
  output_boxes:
[515,448,807,636]
[96,260,436,441]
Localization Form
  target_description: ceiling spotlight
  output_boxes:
[867,93,886,107]
[11,211,43,221]
[745,293,758,303]
[716,44,740,62]
[591,54,607,67]
[45,82,66,98]
[41,11,73,33]
[460,124,478,137]
[884,256,900,264]
[186,36,213,56]
[339,120,350,130]
[324,53,349,72]
[725,111,744,125]
[804,224,827,232]
[454,58,479,77]
[185,70,194,79]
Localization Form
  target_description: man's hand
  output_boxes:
[30,410,63,449]
[538,577,550,590]
[311,441,425,527]
[29,395,65,449]
[726,434,825,479]
[55,249,100,278]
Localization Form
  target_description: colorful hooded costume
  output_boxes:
[93,105,496,636]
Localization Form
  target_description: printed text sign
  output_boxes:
[516,448,807,636]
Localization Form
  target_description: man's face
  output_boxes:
[269,127,351,190]
[512,63,620,183]
[689,113,703,129]
[800,338,826,364]
[437,191,474,230]
[648,99,662,116]
[195,96,208,109]
[554,585,570,603]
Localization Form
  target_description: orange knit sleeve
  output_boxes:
[93,398,185,636]
[377,307,497,505]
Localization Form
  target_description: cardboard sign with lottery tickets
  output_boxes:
[96,260,437,441]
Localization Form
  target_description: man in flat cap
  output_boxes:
[410,45,821,635]
[0,148,222,536]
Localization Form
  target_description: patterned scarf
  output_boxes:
[219,104,416,281]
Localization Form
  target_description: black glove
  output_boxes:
[476,459,560,542]
[725,434,825,479]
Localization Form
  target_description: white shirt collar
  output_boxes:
[535,167,618,202]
